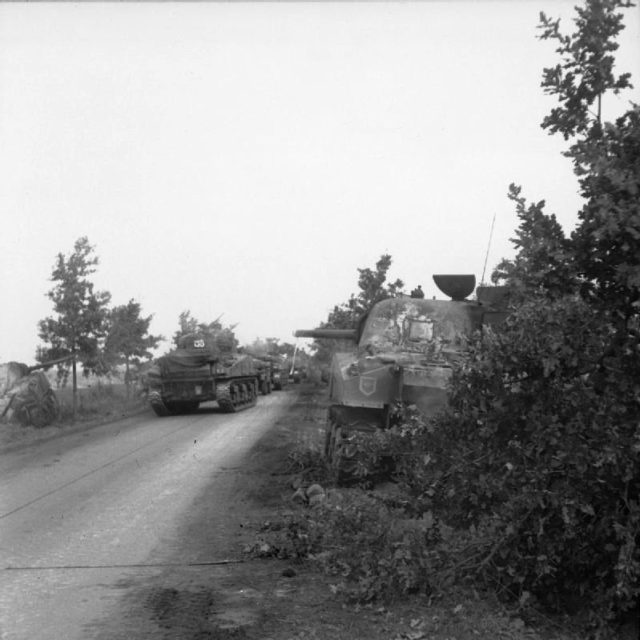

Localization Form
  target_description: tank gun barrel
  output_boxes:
[27,354,74,372]
[295,329,358,341]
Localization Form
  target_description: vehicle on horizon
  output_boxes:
[295,274,508,478]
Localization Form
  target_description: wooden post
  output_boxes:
[72,351,77,423]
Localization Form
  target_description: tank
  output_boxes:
[0,355,72,428]
[271,360,288,390]
[295,275,508,478]
[146,333,261,416]
[253,356,275,395]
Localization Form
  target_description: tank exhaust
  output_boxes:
[432,274,476,301]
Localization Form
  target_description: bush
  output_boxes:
[249,488,443,603]
[385,295,640,629]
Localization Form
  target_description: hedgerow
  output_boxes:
[268,294,638,632]
[386,295,640,630]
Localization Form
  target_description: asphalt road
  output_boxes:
[0,391,295,640]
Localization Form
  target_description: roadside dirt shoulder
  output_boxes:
[0,398,150,453]
[92,385,579,640]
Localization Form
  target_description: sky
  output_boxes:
[1,1,639,364]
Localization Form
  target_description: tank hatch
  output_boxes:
[433,274,476,301]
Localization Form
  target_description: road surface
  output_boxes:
[0,391,296,640]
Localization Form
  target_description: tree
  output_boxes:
[104,300,163,394]
[538,0,633,139]
[242,337,296,358]
[37,237,111,418]
[172,311,238,353]
[324,254,404,329]
[312,254,404,365]
[426,0,640,624]
[491,184,579,299]
[539,0,639,317]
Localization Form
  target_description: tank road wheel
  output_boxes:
[247,381,258,408]
[217,379,258,413]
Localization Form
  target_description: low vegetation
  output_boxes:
[254,2,640,638]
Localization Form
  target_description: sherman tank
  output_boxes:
[295,274,508,476]
[146,333,261,416]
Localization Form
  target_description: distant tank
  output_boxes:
[253,356,275,395]
[272,360,288,390]
[295,275,508,478]
[146,333,261,416]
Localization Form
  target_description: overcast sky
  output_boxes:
[1,1,639,364]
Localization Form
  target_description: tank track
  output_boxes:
[326,407,384,485]
[149,390,170,417]
[216,378,258,413]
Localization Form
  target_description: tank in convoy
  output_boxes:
[146,333,262,416]
[295,274,508,475]
[251,355,275,395]
[271,359,289,390]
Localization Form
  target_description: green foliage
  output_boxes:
[492,185,578,300]
[242,337,296,358]
[444,298,640,622]
[254,490,441,603]
[538,0,633,139]
[373,296,640,627]
[449,2,640,627]
[104,299,163,375]
[571,106,640,315]
[37,237,111,383]
[172,310,238,353]
[538,0,640,316]
[313,254,404,365]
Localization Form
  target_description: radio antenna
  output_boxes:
[480,212,497,286]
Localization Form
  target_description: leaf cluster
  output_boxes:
[37,237,162,385]
[103,300,164,370]
[171,310,238,353]
[380,297,640,631]
[538,0,633,139]
[313,254,404,365]
[37,237,112,381]
[257,490,442,603]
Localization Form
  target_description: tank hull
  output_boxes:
[147,352,260,415]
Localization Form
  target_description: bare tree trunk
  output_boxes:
[72,352,77,423]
